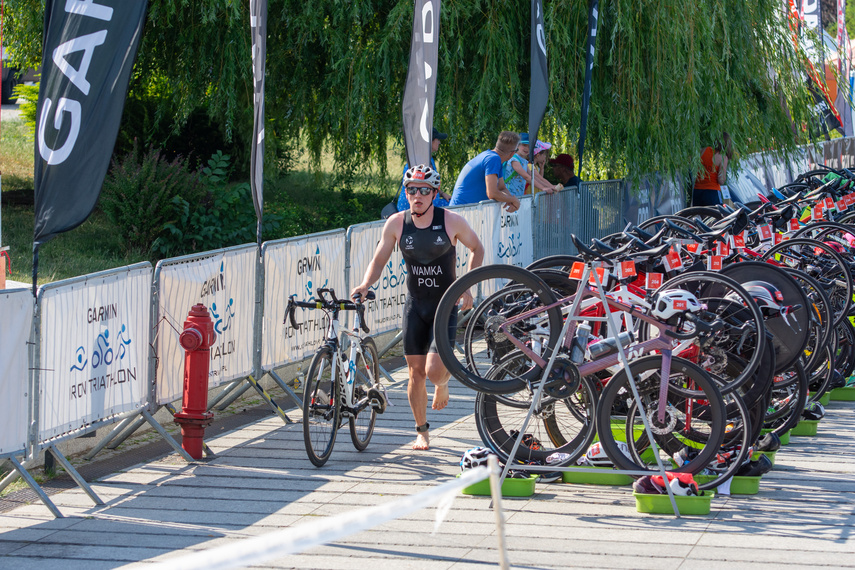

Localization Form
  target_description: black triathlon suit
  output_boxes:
[400,206,458,355]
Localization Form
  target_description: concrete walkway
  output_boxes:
[1,364,854,569]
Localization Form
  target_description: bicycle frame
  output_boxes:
[314,308,373,418]
[494,274,701,423]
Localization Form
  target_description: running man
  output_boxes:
[352,164,484,450]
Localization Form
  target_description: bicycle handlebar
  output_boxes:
[284,289,376,333]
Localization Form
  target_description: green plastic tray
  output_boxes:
[761,428,791,445]
[790,419,820,436]
[751,450,777,466]
[809,392,831,406]
[459,474,537,497]
[633,491,712,515]
[830,386,855,401]
[562,466,633,486]
[695,474,761,495]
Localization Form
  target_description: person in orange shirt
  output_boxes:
[692,133,733,206]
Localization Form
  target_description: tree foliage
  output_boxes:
[2,0,820,182]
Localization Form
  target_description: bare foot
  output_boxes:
[432,383,449,410]
[413,431,430,450]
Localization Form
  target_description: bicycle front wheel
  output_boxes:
[434,265,564,394]
[595,355,726,475]
[303,347,340,467]
[349,337,379,451]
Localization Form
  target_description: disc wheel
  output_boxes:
[761,238,853,327]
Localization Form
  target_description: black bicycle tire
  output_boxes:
[652,271,767,394]
[474,373,597,465]
[761,238,854,327]
[764,360,808,436]
[595,355,726,475]
[349,337,379,451]
[303,346,340,467]
[434,264,563,394]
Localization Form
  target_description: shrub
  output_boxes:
[11,82,39,141]
[152,151,282,257]
[99,141,207,252]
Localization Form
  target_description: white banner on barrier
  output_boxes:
[479,198,534,298]
[38,265,151,442]
[156,246,256,405]
[450,204,484,280]
[262,231,347,370]
[0,289,33,456]
[348,221,408,336]
[485,196,533,267]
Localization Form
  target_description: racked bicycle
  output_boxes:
[285,289,386,467]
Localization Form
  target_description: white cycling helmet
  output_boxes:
[460,446,495,471]
[739,280,785,317]
[585,441,631,467]
[650,289,702,325]
[403,164,441,189]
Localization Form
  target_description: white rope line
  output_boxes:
[150,466,492,570]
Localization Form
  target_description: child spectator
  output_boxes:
[502,134,562,197]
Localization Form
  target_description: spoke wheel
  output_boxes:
[302,347,340,467]
[594,355,726,475]
[349,338,379,451]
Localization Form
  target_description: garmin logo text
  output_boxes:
[297,255,321,274]
[87,303,117,323]
[201,273,225,297]
[38,1,115,165]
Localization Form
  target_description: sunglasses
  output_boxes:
[406,186,434,196]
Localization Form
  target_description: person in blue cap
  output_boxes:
[395,127,452,212]
[503,133,563,196]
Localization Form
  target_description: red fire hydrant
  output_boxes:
[173,304,216,460]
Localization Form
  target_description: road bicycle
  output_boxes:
[433,248,742,481]
[285,289,386,467]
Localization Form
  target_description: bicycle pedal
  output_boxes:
[368,387,387,414]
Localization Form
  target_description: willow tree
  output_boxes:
[2,0,819,183]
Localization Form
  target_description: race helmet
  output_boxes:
[650,289,702,325]
[802,401,826,421]
[740,280,785,317]
[460,446,495,471]
[403,164,441,189]
[585,441,631,467]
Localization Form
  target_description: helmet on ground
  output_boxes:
[632,475,664,495]
[802,401,825,420]
[403,164,441,189]
[651,472,699,496]
[460,446,495,471]
[736,454,773,476]
[755,432,781,452]
[650,289,702,325]
[586,441,631,467]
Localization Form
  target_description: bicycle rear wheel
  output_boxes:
[303,347,340,467]
[473,350,597,464]
[349,338,379,451]
[434,265,564,394]
[595,355,726,475]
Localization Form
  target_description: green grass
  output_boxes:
[2,116,403,285]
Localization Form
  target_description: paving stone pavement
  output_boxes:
[1,364,854,569]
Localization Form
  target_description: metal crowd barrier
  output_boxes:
[0,173,686,518]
